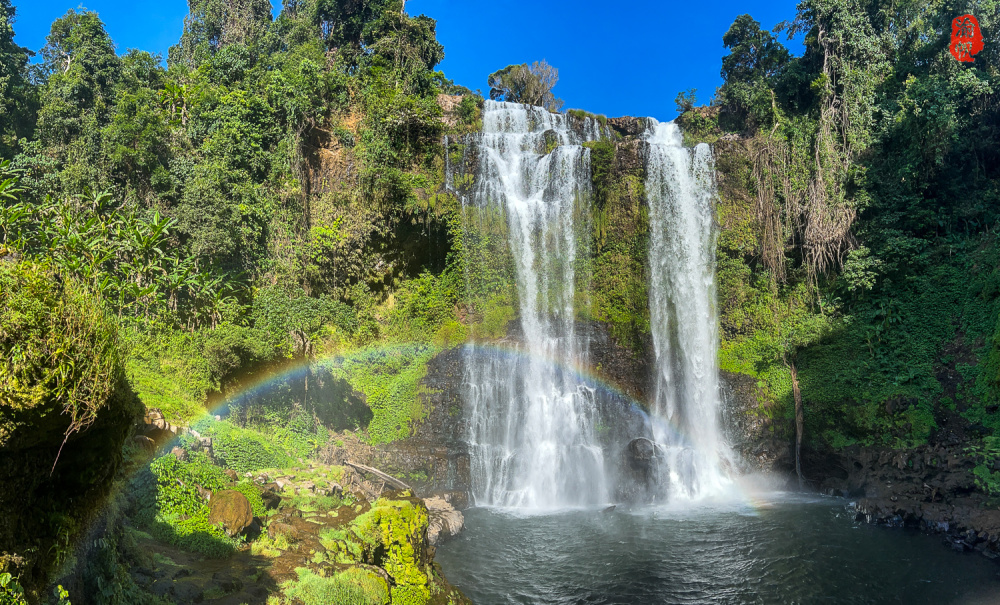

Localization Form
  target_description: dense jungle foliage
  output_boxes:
[0,0,481,600]
[0,0,478,435]
[680,0,1000,476]
[0,0,997,477]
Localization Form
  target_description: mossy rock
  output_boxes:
[208,490,253,537]
[347,494,431,603]
[0,261,140,598]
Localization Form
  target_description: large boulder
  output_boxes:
[424,496,464,545]
[208,490,253,537]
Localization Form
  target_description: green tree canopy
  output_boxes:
[31,9,121,193]
[717,14,790,131]
[171,0,274,67]
[0,0,33,157]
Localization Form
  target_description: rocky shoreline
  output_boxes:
[818,443,1000,561]
[718,372,1000,564]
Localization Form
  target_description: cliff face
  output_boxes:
[323,319,655,508]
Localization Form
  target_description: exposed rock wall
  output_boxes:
[815,437,1000,559]
[324,321,657,508]
[719,369,1000,560]
[719,371,794,475]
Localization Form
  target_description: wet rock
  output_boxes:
[425,496,464,545]
[209,490,253,537]
[607,116,647,137]
[150,579,173,599]
[133,434,156,454]
[826,438,1000,562]
[170,446,188,461]
[224,469,239,482]
[172,581,203,603]
[626,438,657,468]
[260,486,282,510]
[243,517,263,541]
[720,370,794,476]
[439,490,469,510]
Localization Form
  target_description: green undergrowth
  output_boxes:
[583,140,651,355]
[312,495,431,604]
[129,453,266,559]
[566,108,608,128]
[321,344,438,444]
[0,259,131,449]
[798,238,1000,448]
[716,227,1000,449]
[273,567,389,605]
[125,323,284,424]
[967,436,1000,496]
[235,481,267,517]
[189,415,325,473]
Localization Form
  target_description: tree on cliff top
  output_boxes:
[487,60,563,111]
[717,14,789,132]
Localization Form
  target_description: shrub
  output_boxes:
[150,510,237,559]
[322,345,437,444]
[347,497,429,601]
[144,454,239,558]
[0,260,129,450]
[193,418,295,473]
[457,95,480,126]
[279,567,389,605]
[0,573,27,605]
[150,454,229,517]
[968,437,1000,496]
[234,481,266,517]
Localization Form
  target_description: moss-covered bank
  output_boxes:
[0,259,141,600]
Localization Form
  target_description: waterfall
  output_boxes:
[456,101,607,509]
[645,120,732,499]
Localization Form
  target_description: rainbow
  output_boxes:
[155,339,769,510]
[201,339,723,460]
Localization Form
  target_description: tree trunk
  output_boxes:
[790,361,804,488]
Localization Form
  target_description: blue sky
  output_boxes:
[11,0,803,122]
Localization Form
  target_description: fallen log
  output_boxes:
[345,460,411,491]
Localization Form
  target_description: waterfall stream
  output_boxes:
[645,120,732,498]
[452,103,731,508]
[458,101,607,509]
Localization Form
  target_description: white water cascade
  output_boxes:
[459,101,607,509]
[645,120,733,499]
